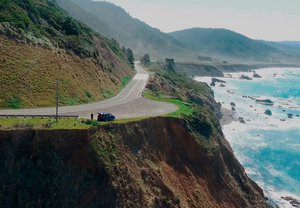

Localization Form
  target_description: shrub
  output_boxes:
[7,97,22,109]
[85,91,92,98]
[121,76,131,87]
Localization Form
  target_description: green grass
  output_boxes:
[0,116,155,130]
[0,118,98,130]
[102,90,115,98]
[112,116,152,124]
[121,76,131,88]
[143,90,193,118]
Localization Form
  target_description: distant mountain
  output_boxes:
[169,28,299,63]
[263,41,300,57]
[57,0,197,60]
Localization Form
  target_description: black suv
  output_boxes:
[97,112,116,122]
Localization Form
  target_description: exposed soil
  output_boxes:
[0,117,268,208]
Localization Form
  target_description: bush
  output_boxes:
[7,97,22,109]
[85,91,92,98]
[121,76,131,87]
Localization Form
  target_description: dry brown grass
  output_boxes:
[0,36,133,108]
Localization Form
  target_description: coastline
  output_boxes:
[196,67,300,208]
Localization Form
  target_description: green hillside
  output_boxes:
[57,0,197,60]
[169,28,299,63]
[0,0,100,58]
[0,0,133,108]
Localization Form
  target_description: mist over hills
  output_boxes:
[169,28,300,63]
[264,41,300,57]
[57,0,196,60]
[57,0,300,64]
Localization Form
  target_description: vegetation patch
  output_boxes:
[59,96,79,106]
[144,90,193,118]
[85,90,93,98]
[7,97,22,109]
[0,118,99,130]
[121,76,131,88]
[112,116,152,124]
[102,90,115,98]
[144,67,222,144]
[90,134,119,165]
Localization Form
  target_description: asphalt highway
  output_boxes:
[0,64,177,119]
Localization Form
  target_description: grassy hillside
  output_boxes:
[0,0,133,108]
[169,28,299,63]
[57,0,198,60]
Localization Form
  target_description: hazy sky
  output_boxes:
[101,0,300,41]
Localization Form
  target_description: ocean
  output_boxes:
[195,68,300,208]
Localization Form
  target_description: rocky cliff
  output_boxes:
[0,117,267,208]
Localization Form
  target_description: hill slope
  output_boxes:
[0,0,133,108]
[57,0,197,60]
[169,28,299,63]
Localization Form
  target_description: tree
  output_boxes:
[165,58,175,70]
[126,48,134,68]
[140,53,150,66]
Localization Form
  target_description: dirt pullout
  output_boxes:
[0,117,267,208]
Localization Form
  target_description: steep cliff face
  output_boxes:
[0,117,267,208]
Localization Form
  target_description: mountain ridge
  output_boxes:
[57,0,198,60]
[169,27,299,63]
[58,0,300,64]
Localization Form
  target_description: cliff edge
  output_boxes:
[0,117,267,207]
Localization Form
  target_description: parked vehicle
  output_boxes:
[97,112,115,122]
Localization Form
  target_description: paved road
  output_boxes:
[0,64,178,119]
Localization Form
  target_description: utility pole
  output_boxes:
[56,80,59,122]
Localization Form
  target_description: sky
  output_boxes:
[101,0,300,41]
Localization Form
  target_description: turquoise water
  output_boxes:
[203,68,300,207]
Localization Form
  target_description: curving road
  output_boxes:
[0,64,178,119]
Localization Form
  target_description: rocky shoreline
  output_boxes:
[196,67,300,208]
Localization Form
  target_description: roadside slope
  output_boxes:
[0,0,133,109]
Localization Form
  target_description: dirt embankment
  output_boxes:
[0,117,267,208]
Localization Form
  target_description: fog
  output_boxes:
[97,0,300,41]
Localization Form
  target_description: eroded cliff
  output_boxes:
[0,116,267,208]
